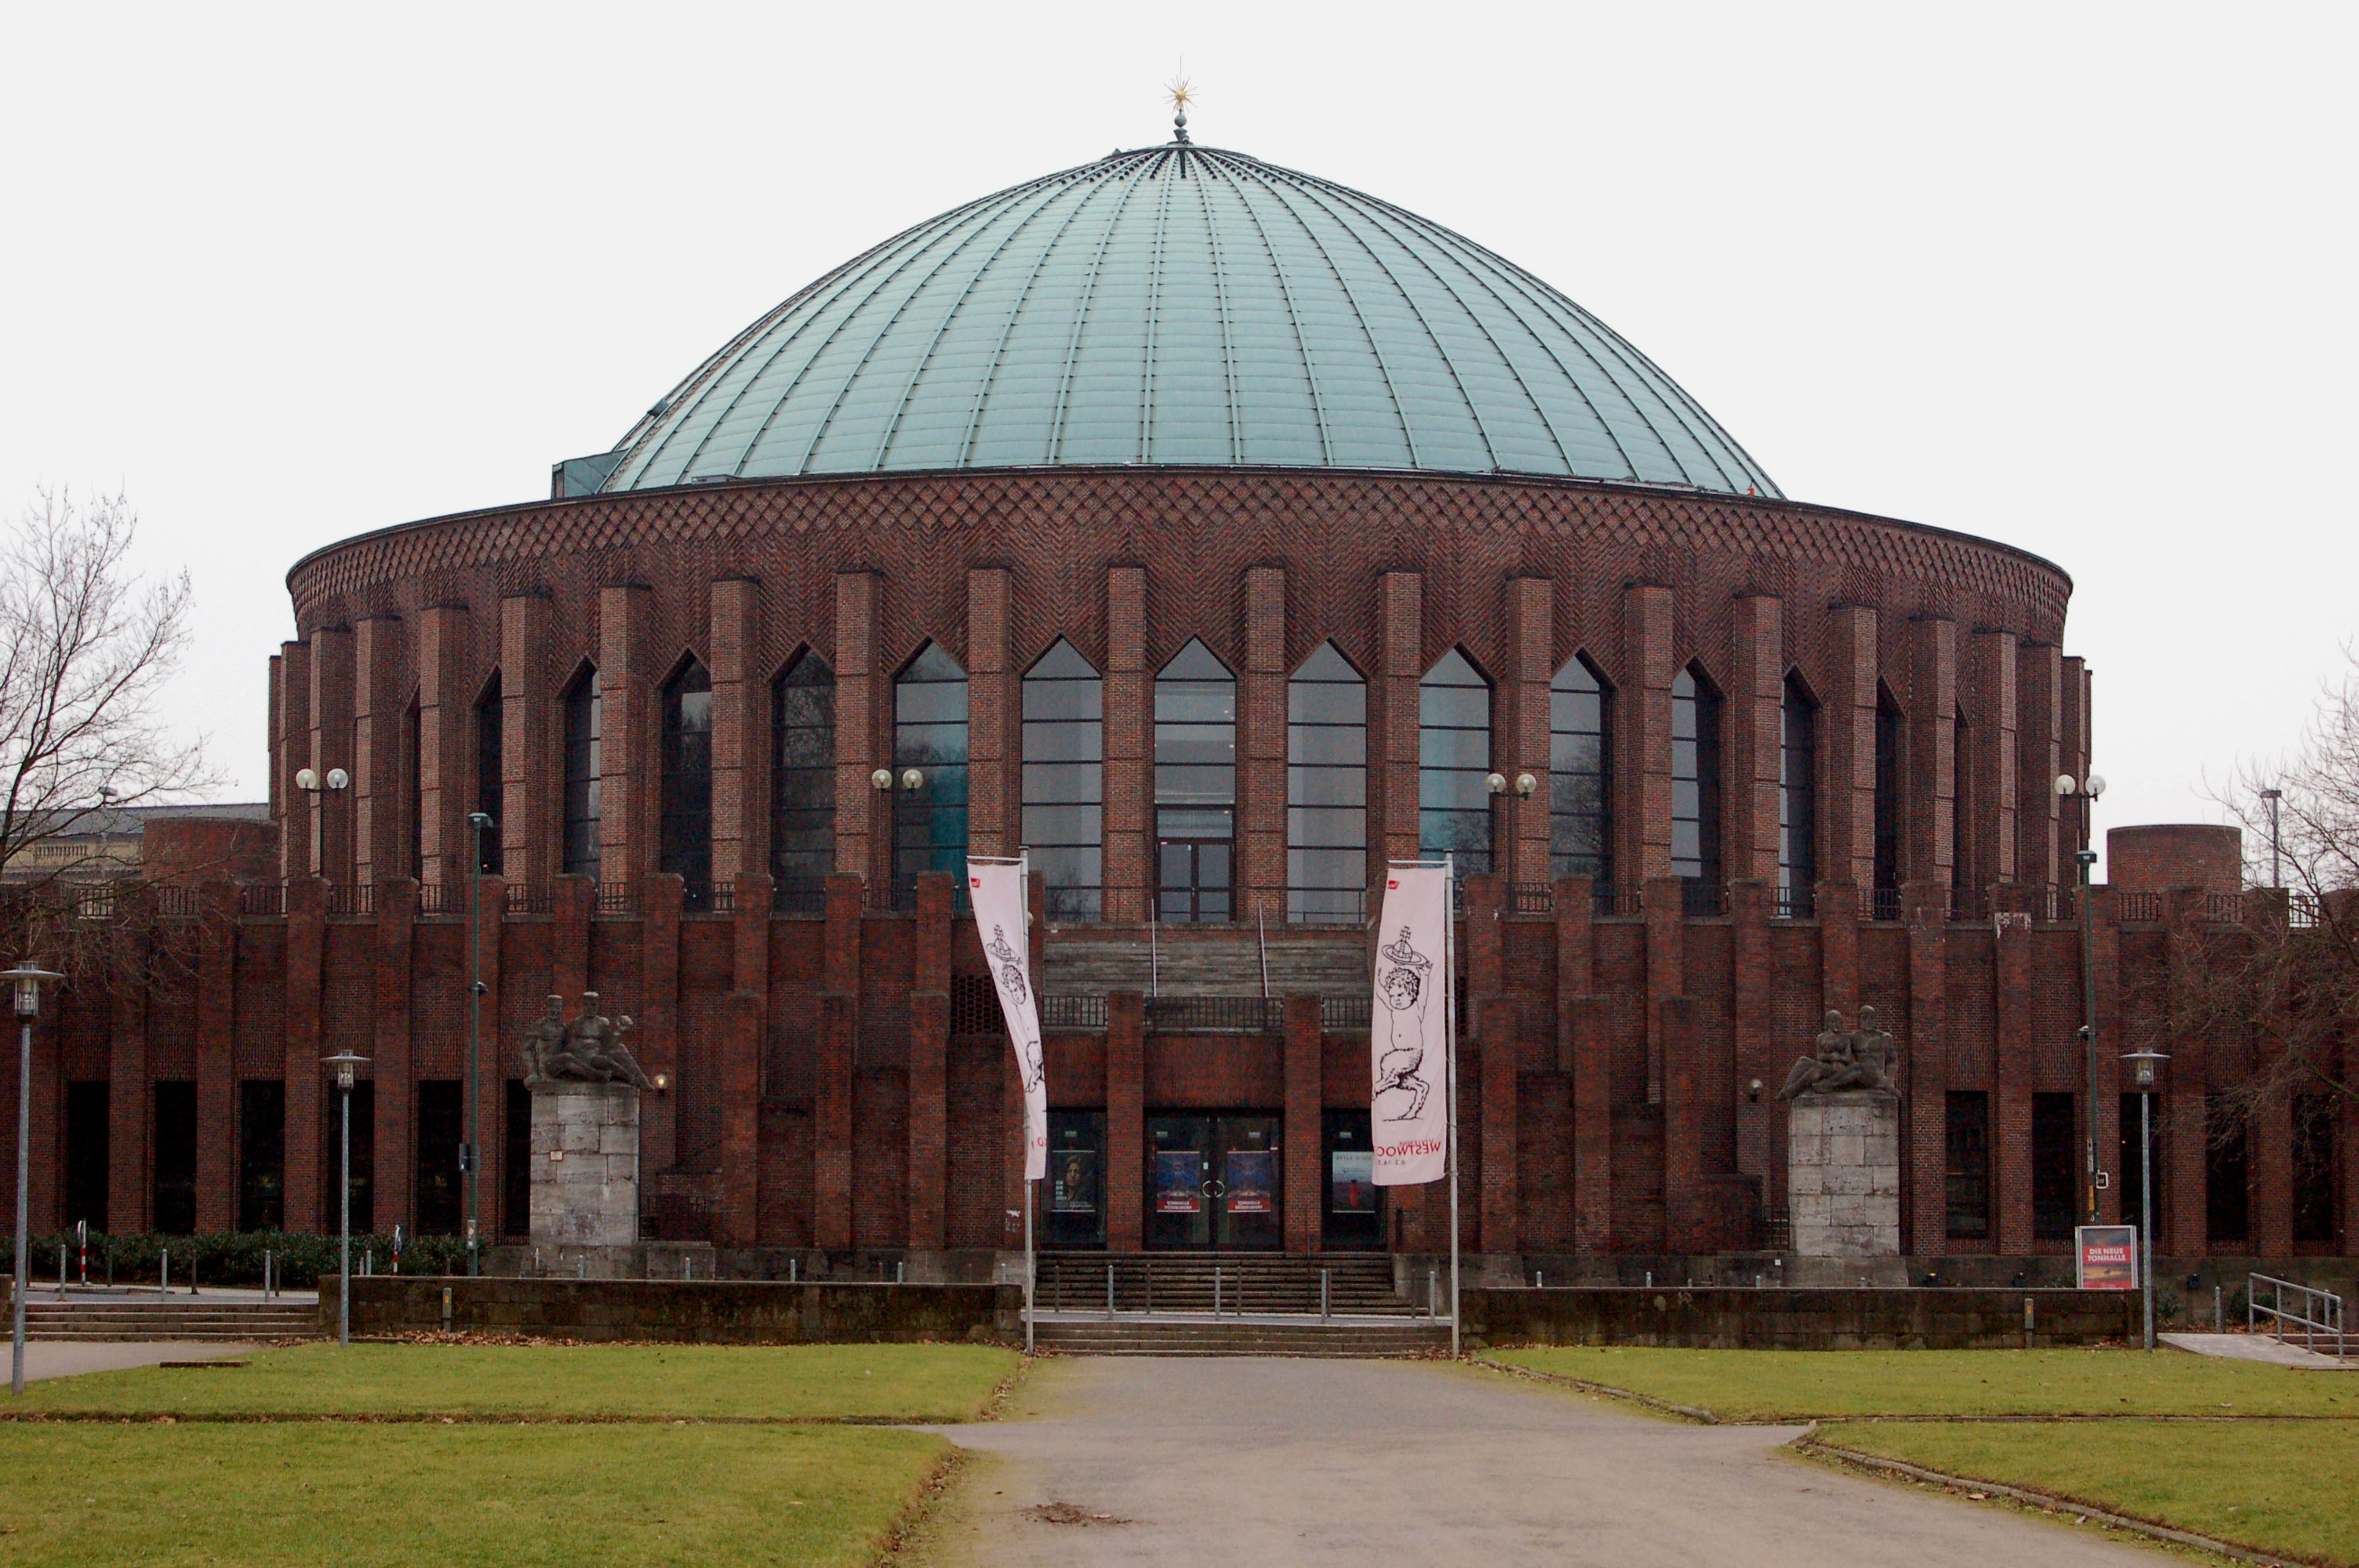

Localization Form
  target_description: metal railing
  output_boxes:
[1772,885,1815,920]
[2113,891,2163,923]
[594,883,638,917]
[416,881,456,917]
[772,877,827,916]
[1039,995,1109,1030]
[1861,885,1902,923]
[1591,882,1643,918]
[2250,1272,2345,1359]
[505,882,553,915]
[1508,883,1554,916]
[234,884,283,917]
[1321,995,1372,1030]
[2205,892,2248,925]
[1144,995,1281,1033]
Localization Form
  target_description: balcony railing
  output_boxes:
[1039,995,1108,1030]
[1772,885,1816,920]
[1861,885,1902,923]
[2114,891,2164,924]
[505,882,553,915]
[1508,884,1554,916]
[594,883,637,917]
[1591,882,1643,918]
[1321,995,1373,1030]
[772,877,827,916]
[235,884,284,917]
[1144,996,1281,1033]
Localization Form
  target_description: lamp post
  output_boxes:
[324,1051,369,1348]
[2054,771,2107,1225]
[465,811,494,1277]
[293,767,351,877]
[2122,1047,2168,1351]
[8,962,63,1396]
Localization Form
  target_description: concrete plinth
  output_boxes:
[1786,1092,1900,1257]
[529,1081,641,1251]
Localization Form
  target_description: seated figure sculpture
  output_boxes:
[1776,1006,1896,1099]
[522,992,655,1090]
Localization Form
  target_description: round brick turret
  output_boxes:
[2106,823,2243,895]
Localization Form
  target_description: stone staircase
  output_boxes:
[13,1298,323,1341]
[1031,1316,1450,1357]
[1035,1252,1410,1317]
[1041,925,1367,999]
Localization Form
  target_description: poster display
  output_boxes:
[2076,1224,2138,1290]
[966,859,1049,1181]
[1371,862,1451,1185]
[1051,1149,1100,1214]
[1330,1149,1376,1214]
[1226,1149,1275,1214]
[1154,1150,1203,1214]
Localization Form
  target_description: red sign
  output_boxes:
[2076,1225,2137,1290]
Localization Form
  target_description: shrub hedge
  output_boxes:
[3,1230,480,1287]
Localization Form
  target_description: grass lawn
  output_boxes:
[1812,1418,2359,1567]
[1485,1345,2359,1421]
[13,1341,1017,1422]
[0,1421,947,1567]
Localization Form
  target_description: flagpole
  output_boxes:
[1445,852,1459,1358]
[1021,847,1036,1356]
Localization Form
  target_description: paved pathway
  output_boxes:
[9,1341,256,1384]
[925,1357,2165,1566]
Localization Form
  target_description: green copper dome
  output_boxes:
[596,141,1778,495]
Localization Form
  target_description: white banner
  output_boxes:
[968,859,1049,1181]
[1372,863,1451,1185]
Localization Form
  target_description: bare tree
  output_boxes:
[0,489,213,964]
[2180,652,2359,1124]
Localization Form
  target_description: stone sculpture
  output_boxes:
[1776,1006,1899,1099]
[521,992,654,1090]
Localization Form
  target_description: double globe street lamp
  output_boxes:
[2054,771,2108,1226]
[9,961,64,1396]
[324,1050,370,1348]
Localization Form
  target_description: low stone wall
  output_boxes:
[322,1276,1022,1343]
[1465,1287,2139,1350]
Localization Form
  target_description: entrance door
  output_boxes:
[1146,1114,1281,1249]
[1158,840,1232,922]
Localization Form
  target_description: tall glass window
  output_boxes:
[770,652,835,906]
[660,659,714,901]
[1779,676,1816,901]
[1874,692,1903,890]
[1288,643,1366,923]
[1550,656,1612,880]
[562,666,601,878]
[1419,649,1493,871]
[894,642,970,902]
[1670,666,1721,884]
[474,673,503,875]
[1023,639,1103,921]
[1154,640,1235,923]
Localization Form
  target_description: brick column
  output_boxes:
[1106,991,1145,1251]
[351,615,403,885]
[1818,877,1859,1020]
[1909,617,1959,889]
[1962,628,2019,892]
[1568,995,1612,1252]
[471,874,506,1243]
[373,880,419,1231]
[1103,566,1149,922]
[1241,566,1288,913]
[1552,873,1594,1055]
[833,573,881,885]
[1728,593,1783,884]
[416,604,473,891]
[966,568,1012,858]
[1283,993,1322,1254]
[1994,915,2033,1253]
[106,929,150,1233]
[1622,584,1674,882]
[708,579,763,884]
[722,871,771,1248]
[1377,571,1422,866]
[813,872,861,1248]
[1904,896,1948,1253]
[907,872,952,1252]
[1641,876,1683,1105]
[500,593,550,885]
[2092,885,2124,1226]
[2017,641,2063,892]
[194,882,238,1232]
[1505,576,1553,886]
[597,586,652,887]
[552,875,593,1001]
[1825,604,1878,889]
[639,874,683,1175]
[282,879,326,1231]
[1729,880,1773,1200]
[274,644,312,882]
[308,626,355,883]
[2163,889,2208,1256]
[1481,994,1521,1255]
[1659,995,1699,1251]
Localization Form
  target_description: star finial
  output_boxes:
[1166,73,1193,143]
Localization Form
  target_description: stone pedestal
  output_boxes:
[529,1081,641,1253]
[1787,1091,1900,1257]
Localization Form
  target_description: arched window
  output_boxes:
[770,652,835,909]
[1873,691,1903,891]
[1154,640,1234,923]
[1670,665,1721,884]
[1288,643,1365,923]
[893,642,969,904]
[1550,656,1612,881]
[1023,639,1103,921]
[561,666,601,877]
[1419,649,1493,871]
[1779,676,1817,908]
[660,659,714,902]
[474,672,503,876]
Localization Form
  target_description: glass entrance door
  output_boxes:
[1158,840,1232,922]
[1146,1113,1281,1249]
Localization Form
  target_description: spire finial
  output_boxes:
[1166,72,1193,143]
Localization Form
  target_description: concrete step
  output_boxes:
[1033,1318,1449,1357]
[20,1303,322,1341]
[1036,1254,1415,1316]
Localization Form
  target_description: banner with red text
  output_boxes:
[1371,863,1451,1185]
[968,859,1049,1181]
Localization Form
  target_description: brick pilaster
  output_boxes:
[500,593,550,885]
[1826,604,1878,889]
[1622,584,1674,881]
[1818,878,1859,1020]
[308,626,355,883]
[282,879,326,1231]
[373,880,419,1231]
[1641,875,1683,1105]
[833,572,880,885]
[596,586,652,887]
[1659,995,1699,1250]
[1377,571,1423,866]
[1242,565,1288,913]
[1904,895,1948,1253]
[194,882,238,1232]
[966,568,1012,858]
[907,872,952,1252]
[1994,916,2033,1254]
[106,930,149,1233]
[2017,641,2063,891]
[552,875,592,1002]
[351,615,403,885]
[1963,628,2019,891]
[1481,993,1521,1255]
[1728,593,1783,884]
[639,874,683,1176]
[416,604,472,891]
[1505,576,1553,886]
[1283,993,1322,1254]
[1106,991,1144,1251]
[1103,566,1149,922]
[813,872,862,1248]
[708,578,763,884]
[1569,995,1611,1252]
[722,871,771,1247]
[1729,879,1772,1196]
[1909,617,1959,889]
[2163,888,2208,1256]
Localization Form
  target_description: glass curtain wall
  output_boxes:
[1550,657,1612,880]
[660,659,714,904]
[1670,666,1721,884]
[1779,677,1816,912]
[1419,650,1493,871]
[474,673,503,874]
[1155,640,1235,922]
[562,668,602,877]
[771,652,835,911]
[1023,639,1103,921]
[1287,643,1366,923]
[893,643,970,905]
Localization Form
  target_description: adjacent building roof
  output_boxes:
[594,140,1778,496]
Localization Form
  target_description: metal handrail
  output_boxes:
[2249,1272,2346,1359]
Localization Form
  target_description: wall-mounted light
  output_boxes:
[295,768,350,793]
[1514,772,1538,797]
[651,1072,670,1092]
[870,768,893,791]
[900,768,925,791]
[1485,772,1507,795]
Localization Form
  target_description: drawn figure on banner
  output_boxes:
[1373,925,1436,1121]
[986,923,1045,1095]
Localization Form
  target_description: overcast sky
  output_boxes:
[4,2,2351,872]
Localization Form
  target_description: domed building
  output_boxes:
[22,125,2343,1280]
